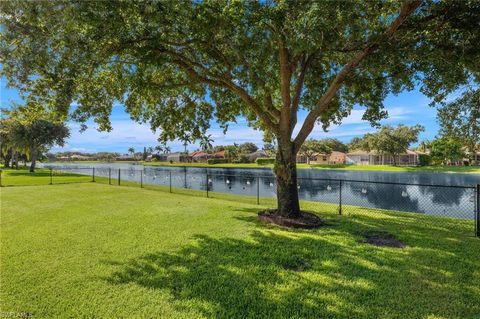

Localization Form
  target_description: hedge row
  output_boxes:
[207,158,230,165]
[255,157,275,165]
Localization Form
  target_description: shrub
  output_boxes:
[256,157,275,165]
[232,154,250,163]
[207,158,229,165]
[418,154,431,166]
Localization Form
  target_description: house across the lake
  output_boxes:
[166,152,191,162]
[247,150,269,162]
[190,151,211,162]
[345,150,421,166]
[296,151,346,164]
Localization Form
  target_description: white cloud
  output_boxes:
[52,103,434,153]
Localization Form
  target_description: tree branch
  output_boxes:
[290,52,316,134]
[293,0,422,152]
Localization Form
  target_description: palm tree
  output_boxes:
[180,134,192,154]
[417,140,430,153]
[199,134,214,152]
[128,147,135,156]
[155,144,170,154]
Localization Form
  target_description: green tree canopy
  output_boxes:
[348,137,371,152]
[320,138,348,153]
[429,137,465,165]
[238,142,258,154]
[365,124,424,164]
[299,139,332,164]
[437,89,480,162]
[4,106,70,172]
[1,0,479,218]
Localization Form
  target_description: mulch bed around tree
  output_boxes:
[364,231,406,248]
[258,210,324,229]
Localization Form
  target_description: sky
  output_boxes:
[1,77,442,154]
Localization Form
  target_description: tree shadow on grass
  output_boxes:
[103,220,480,319]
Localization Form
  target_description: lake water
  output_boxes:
[39,162,478,220]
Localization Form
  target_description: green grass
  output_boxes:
[308,163,480,173]
[1,179,479,318]
[0,168,93,186]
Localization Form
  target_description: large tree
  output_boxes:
[429,137,465,165]
[299,139,332,164]
[5,106,70,172]
[1,1,479,218]
[437,89,480,162]
[321,138,349,153]
[366,124,424,165]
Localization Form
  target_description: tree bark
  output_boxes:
[29,152,37,172]
[274,139,300,218]
[4,148,12,168]
[12,150,19,169]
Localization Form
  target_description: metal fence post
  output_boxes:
[184,166,187,189]
[92,167,95,182]
[476,184,480,237]
[206,172,209,198]
[109,168,111,185]
[50,168,53,185]
[256,176,260,205]
[140,170,143,188]
[169,171,172,193]
[118,169,121,186]
[339,180,343,215]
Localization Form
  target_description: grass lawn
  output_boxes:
[1,181,479,318]
[0,168,93,186]
[308,163,480,173]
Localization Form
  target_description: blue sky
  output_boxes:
[1,77,441,154]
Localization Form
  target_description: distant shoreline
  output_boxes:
[38,161,480,174]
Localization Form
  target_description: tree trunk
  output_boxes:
[12,151,19,169]
[274,140,301,218]
[4,148,12,168]
[29,152,37,172]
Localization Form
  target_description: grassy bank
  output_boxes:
[145,161,480,173]
[1,181,479,318]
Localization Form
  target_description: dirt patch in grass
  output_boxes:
[258,210,324,229]
[364,231,406,248]
[282,258,311,272]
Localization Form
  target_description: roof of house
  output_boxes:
[346,150,371,156]
[167,152,190,157]
[248,150,268,156]
[330,151,346,156]
[405,149,420,155]
[190,151,210,157]
[213,150,226,158]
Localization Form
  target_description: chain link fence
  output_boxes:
[1,165,478,237]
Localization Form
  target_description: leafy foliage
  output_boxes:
[2,106,70,171]
[321,138,349,153]
[256,157,276,165]
[299,139,332,163]
[238,142,258,154]
[1,0,479,215]
[1,0,478,146]
[366,125,424,164]
[437,89,480,161]
[429,137,465,165]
